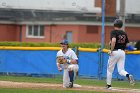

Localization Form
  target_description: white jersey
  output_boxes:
[57,48,78,60]
[57,48,78,69]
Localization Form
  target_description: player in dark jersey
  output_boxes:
[106,19,135,89]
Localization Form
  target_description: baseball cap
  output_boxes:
[60,39,69,45]
[113,19,123,28]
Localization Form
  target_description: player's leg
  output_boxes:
[68,70,74,88]
[63,69,70,88]
[68,64,79,88]
[117,50,128,76]
[106,51,118,88]
[117,50,135,85]
[106,58,116,86]
[72,64,79,80]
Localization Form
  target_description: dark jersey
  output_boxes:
[110,30,129,50]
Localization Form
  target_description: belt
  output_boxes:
[113,49,124,51]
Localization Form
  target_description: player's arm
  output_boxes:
[108,37,116,56]
[66,57,78,64]
[69,51,78,64]
[70,59,78,64]
[125,34,130,48]
[56,57,60,66]
[110,37,116,51]
[109,31,116,52]
[56,57,62,71]
[57,64,62,71]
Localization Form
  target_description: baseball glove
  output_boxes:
[57,56,67,64]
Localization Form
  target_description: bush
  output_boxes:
[0,42,102,48]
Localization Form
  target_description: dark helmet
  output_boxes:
[113,19,123,28]
[60,39,69,45]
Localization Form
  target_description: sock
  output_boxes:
[107,85,111,87]
[69,71,74,82]
[126,74,129,78]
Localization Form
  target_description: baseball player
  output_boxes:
[56,40,79,88]
[106,19,135,89]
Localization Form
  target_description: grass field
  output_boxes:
[0,88,107,93]
[0,75,140,93]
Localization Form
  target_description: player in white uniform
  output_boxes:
[106,19,135,89]
[56,40,79,88]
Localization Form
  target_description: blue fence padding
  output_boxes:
[125,54,140,80]
[0,49,140,80]
[0,50,63,75]
[102,52,108,78]
[78,51,99,77]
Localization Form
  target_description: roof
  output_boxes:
[0,9,140,24]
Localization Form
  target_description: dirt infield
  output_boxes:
[0,81,140,93]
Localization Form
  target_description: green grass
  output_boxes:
[0,75,63,83]
[0,88,107,93]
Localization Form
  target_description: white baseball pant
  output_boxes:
[106,49,128,85]
[63,64,79,88]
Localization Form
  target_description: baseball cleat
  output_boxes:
[69,82,73,88]
[128,75,135,85]
[73,84,82,88]
[105,85,112,89]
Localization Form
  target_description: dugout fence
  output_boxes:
[0,47,140,80]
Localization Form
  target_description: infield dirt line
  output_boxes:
[0,81,140,93]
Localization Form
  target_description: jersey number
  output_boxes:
[118,35,126,43]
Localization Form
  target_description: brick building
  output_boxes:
[0,0,140,43]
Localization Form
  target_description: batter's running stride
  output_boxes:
[106,19,135,89]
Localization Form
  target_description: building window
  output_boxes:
[26,25,45,38]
